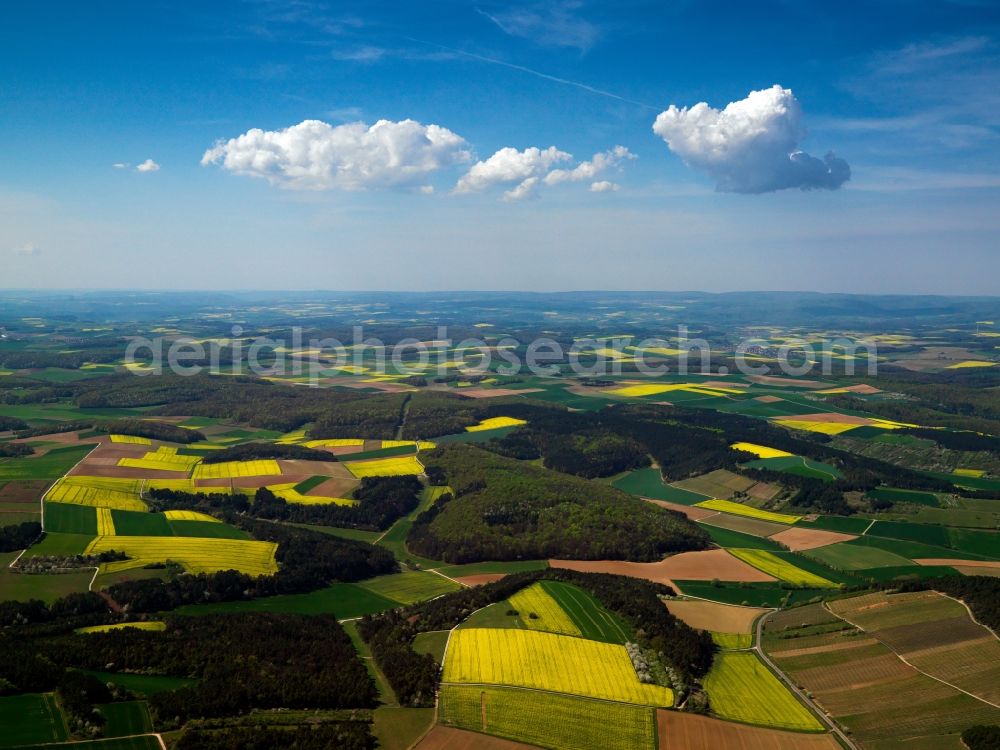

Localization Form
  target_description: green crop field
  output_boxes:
[868,520,951,547]
[804,541,915,570]
[612,468,710,504]
[23,531,94,556]
[674,581,831,608]
[697,523,785,551]
[358,571,461,604]
[0,444,96,480]
[110,509,173,536]
[439,685,657,750]
[847,534,986,561]
[868,487,941,508]
[0,556,93,603]
[81,671,195,696]
[744,455,843,481]
[174,582,400,618]
[412,630,450,663]
[540,580,632,644]
[798,515,873,534]
[98,701,153,737]
[43,501,97,535]
[703,652,823,731]
[0,693,67,747]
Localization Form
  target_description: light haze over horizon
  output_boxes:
[2,1,999,294]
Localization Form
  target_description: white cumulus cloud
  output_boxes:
[456,144,632,200]
[589,180,619,192]
[543,145,633,186]
[136,159,160,172]
[201,119,472,191]
[652,85,850,194]
[455,146,570,195]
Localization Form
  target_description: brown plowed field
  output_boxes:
[642,498,718,520]
[656,710,840,750]
[770,527,857,551]
[414,726,540,750]
[550,549,777,585]
[664,599,767,634]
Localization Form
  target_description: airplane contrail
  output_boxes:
[405,37,660,111]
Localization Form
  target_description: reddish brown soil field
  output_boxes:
[12,431,85,445]
[778,412,875,425]
[754,395,784,403]
[415,726,540,750]
[454,574,506,587]
[770,527,858,551]
[642,498,718,520]
[305,476,360,498]
[664,599,768,634]
[915,558,1000,569]
[453,387,544,399]
[657,711,840,749]
[276,459,354,478]
[748,375,832,389]
[0,480,51,503]
[550,549,777,585]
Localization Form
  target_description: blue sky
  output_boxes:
[2,1,999,293]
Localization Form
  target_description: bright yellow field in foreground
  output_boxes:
[443,628,673,707]
[344,455,423,478]
[86,535,279,576]
[730,442,793,459]
[46,477,147,511]
[193,459,282,479]
[704,652,823,731]
[466,416,528,432]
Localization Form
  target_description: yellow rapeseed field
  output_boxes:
[730,442,793,459]
[163,510,220,523]
[695,499,801,525]
[704,652,823,730]
[344,455,424,478]
[303,438,365,448]
[76,621,167,635]
[945,360,996,369]
[267,483,356,506]
[443,628,673,707]
[193,459,282,479]
[109,434,152,445]
[46,477,146,511]
[728,549,835,588]
[96,507,116,536]
[609,383,743,398]
[86,536,279,576]
[466,416,528,432]
[509,583,581,636]
[380,440,436,450]
[771,420,863,436]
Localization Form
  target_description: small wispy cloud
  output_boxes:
[112,162,128,169]
[477,2,599,52]
[11,243,40,257]
[875,35,990,74]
